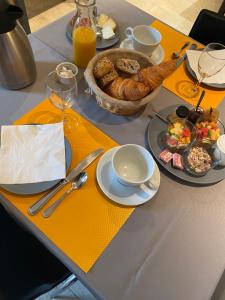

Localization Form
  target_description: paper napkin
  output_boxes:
[0,123,66,184]
[186,49,225,84]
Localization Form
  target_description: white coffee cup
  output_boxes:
[125,25,162,55]
[213,134,225,166]
[112,144,155,187]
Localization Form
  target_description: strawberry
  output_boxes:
[202,127,209,137]
[183,128,191,137]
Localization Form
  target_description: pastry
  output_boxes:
[99,69,118,87]
[106,77,150,100]
[132,59,177,91]
[116,58,141,74]
[93,57,114,79]
[103,18,116,31]
[97,14,116,31]
[97,14,109,28]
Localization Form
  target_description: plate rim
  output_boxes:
[96,146,160,206]
[186,49,225,89]
[120,38,165,65]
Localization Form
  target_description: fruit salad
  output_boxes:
[196,120,220,144]
[166,120,192,150]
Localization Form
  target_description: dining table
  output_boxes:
[1,1,225,300]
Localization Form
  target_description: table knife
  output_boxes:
[150,109,169,124]
[28,148,104,216]
[176,43,198,67]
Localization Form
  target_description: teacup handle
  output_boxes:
[125,27,133,40]
[140,180,158,192]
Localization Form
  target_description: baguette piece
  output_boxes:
[116,58,141,74]
[106,77,150,101]
[99,69,118,87]
[132,59,177,91]
[93,57,114,79]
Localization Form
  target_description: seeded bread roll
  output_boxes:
[99,69,118,87]
[93,57,114,79]
[116,58,141,74]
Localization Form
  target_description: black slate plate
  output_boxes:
[147,105,225,185]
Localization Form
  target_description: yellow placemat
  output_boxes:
[1,100,134,272]
[152,20,225,109]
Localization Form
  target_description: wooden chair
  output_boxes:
[189,9,225,45]
[218,0,225,15]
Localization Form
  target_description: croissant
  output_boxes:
[106,77,150,101]
[132,59,177,91]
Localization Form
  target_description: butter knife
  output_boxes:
[28,148,104,216]
[176,43,198,67]
[149,109,169,124]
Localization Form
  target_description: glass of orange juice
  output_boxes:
[73,0,97,68]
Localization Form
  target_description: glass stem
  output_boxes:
[194,76,204,91]
[61,108,65,123]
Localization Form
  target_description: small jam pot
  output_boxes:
[188,107,204,124]
[168,105,189,123]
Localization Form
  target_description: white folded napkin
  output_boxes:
[186,49,225,84]
[0,123,66,184]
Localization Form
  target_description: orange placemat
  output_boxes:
[152,20,225,109]
[1,99,134,272]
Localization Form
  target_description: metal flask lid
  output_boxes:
[0,5,23,34]
[0,0,9,12]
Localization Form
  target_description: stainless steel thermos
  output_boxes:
[0,2,36,89]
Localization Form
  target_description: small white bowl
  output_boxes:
[112,144,155,186]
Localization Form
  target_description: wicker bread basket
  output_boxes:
[84,48,161,116]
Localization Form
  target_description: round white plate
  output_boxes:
[96,147,160,206]
[120,38,165,65]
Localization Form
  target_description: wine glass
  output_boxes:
[46,63,79,132]
[177,43,225,99]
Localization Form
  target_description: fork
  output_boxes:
[172,41,190,59]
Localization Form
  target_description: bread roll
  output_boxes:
[93,57,114,79]
[99,69,118,87]
[116,58,141,74]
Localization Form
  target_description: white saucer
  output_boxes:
[96,147,160,206]
[120,38,165,65]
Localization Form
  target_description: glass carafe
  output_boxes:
[73,0,97,68]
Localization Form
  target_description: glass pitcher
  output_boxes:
[73,0,97,68]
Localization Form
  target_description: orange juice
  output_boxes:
[73,26,96,68]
